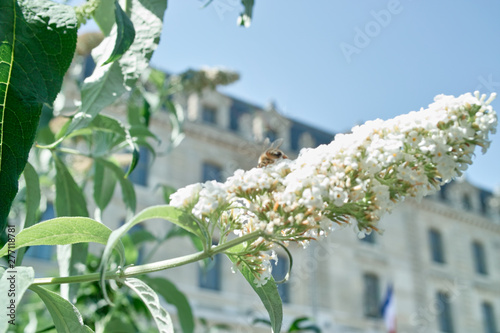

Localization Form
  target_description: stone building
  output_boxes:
[24,66,500,332]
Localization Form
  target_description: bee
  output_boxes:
[258,138,288,168]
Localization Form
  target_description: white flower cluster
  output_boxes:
[170,92,497,285]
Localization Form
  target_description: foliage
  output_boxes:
[0,1,497,333]
[0,0,270,331]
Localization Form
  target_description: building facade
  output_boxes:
[25,66,500,332]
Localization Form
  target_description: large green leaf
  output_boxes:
[0,217,122,258]
[144,277,195,333]
[0,266,35,333]
[227,253,283,333]
[54,154,89,217]
[30,285,94,333]
[64,0,168,136]
[118,0,168,87]
[0,0,77,232]
[124,278,174,333]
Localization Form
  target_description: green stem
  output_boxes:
[31,230,263,286]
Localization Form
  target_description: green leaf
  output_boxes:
[103,1,136,65]
[17,162,41,265]
[288,317,321,333]
[165,100,185,151]
[30,285,94,333]
[0,0,77,232]
[125,147,140,178]
[54,154,89,217]
[67,114,128,139]
[103,317,137,333]
[129,125,159,142]
[124,278,174,333]
[117,0,168,87]
[22,162,41,229]
[0,217,121,258]
[0,266,35,333]
[93,158,118,211]
[64,61,127,135]
[121,234,139,264]
[95,158,136,214]
[66,114,141,175]
[144,277,195,333]
[93,0,116,36]
[227,254,283,333]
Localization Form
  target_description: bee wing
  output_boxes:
[269,138,284,149]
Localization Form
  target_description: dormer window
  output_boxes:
[202,105,217,125]
[462,193,472,211]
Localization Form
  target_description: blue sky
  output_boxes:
[90,1,500,192]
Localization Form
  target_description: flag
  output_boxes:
[381,284,396,333]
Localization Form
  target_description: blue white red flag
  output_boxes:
[381,284,396,333]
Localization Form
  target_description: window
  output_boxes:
[202,163,223,182]
[128,146,149,186]
[363,273,380,318]
[462,194,472,211]
[199,243,221,291]
[439,185,448,201]
[436,292,454,333]
[429,229,445,264]
[81,54,96,81]
[482,302,498,333]
[26,203,55,260]
[360,232,376,244]
[202,105,217,124]
[472,241,488,275]
[272,256,290,303]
